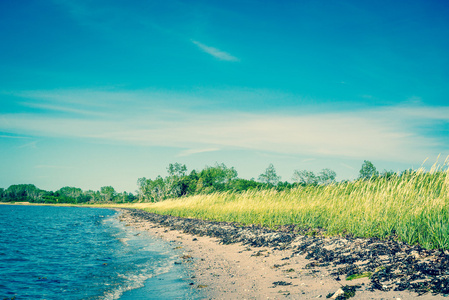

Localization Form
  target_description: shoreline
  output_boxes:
[116,208,449,299]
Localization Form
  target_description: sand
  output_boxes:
[117,209,447,300]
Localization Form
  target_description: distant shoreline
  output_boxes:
[0,202,87,206]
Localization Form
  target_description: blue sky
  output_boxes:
[1,0,448,193]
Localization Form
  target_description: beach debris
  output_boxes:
[345,272,372,281]
[327,285,360,299]
[251,250,265,257]
[278,290,291,295]
[329,288,344,299]
[272,281,292,287]
[272,263,288,269]
[119,208,449,297]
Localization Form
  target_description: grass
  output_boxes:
[13,160,448,250]
[346,272,372,281]
[135,161,449,250]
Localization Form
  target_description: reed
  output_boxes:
[140,161,449,250]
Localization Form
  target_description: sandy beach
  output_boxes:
[117,208,448,299]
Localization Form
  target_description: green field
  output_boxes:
[137,166,449,250]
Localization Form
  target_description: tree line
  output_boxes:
[0,184,136,204]
[0,160,403,204]
[135,160,388,202]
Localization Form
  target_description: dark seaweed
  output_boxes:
[119,208,449,296]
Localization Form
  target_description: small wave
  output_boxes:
[116,237,130,246]
[101,273,153,300]
[100,265,174,300]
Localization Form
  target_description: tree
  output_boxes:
[137,177,150,202]
[258,164,281,186]
[317,168,337,185]
[100,186,116,202]
[195,163,238,193]
[57,186,83,202]
[166,163,190,198]
[381,170,397,180]
[116,191,136,203]
[358,160,379,180]
[4,184,44,202]
[228,178,264,192]
[137,177,167,202]
[167,163,187,177]
[292,170,317,185]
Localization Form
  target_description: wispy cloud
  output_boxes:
[340,163,356,170]
[177,148,220,157]
[18,141,38,149]
[1,107,447,163]
[192,40,239,61]
[20,102,103,116]
[34,165,73,170]
[1,89,448,164]
[301,158,317,163]
[0,134,30,139]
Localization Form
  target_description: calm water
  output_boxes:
[0,205,200,300]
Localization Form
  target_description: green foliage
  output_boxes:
[100,186,117,202]
[137,163,241,202]
[143,164,449,250]
[346,272,372,280]
[0,184,135,204]
[0,184,45,202]
[292,170,317,185]
[258,164,281,186]
[380,170,397,180]
[227,178,265,192]
[167,163,187,177]
[318,168,337,185]
[53,186,90,203]
[292,168,337,185]
[358,160,379,180]
[197,163,238,192]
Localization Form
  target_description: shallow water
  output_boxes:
[0,205,200,299]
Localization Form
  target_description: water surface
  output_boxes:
[0,205,199,299]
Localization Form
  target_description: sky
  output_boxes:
[1,0,448,193]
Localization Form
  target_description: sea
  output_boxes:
[0,205,202,300]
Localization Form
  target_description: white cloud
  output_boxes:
[301,158,317,163]
[340,163,356,170]
[392,105,449,121]
[192,40,239,61]
[1,106,446,163]
[177,148,220,157]
[18,141,38,149]
[20,102,103,116]
[0,134,30,139]
[2,89,448,165]
[34,165,74,170]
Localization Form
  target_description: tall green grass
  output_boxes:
[141,161,449,250]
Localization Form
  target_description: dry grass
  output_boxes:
[137,161,449,250]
